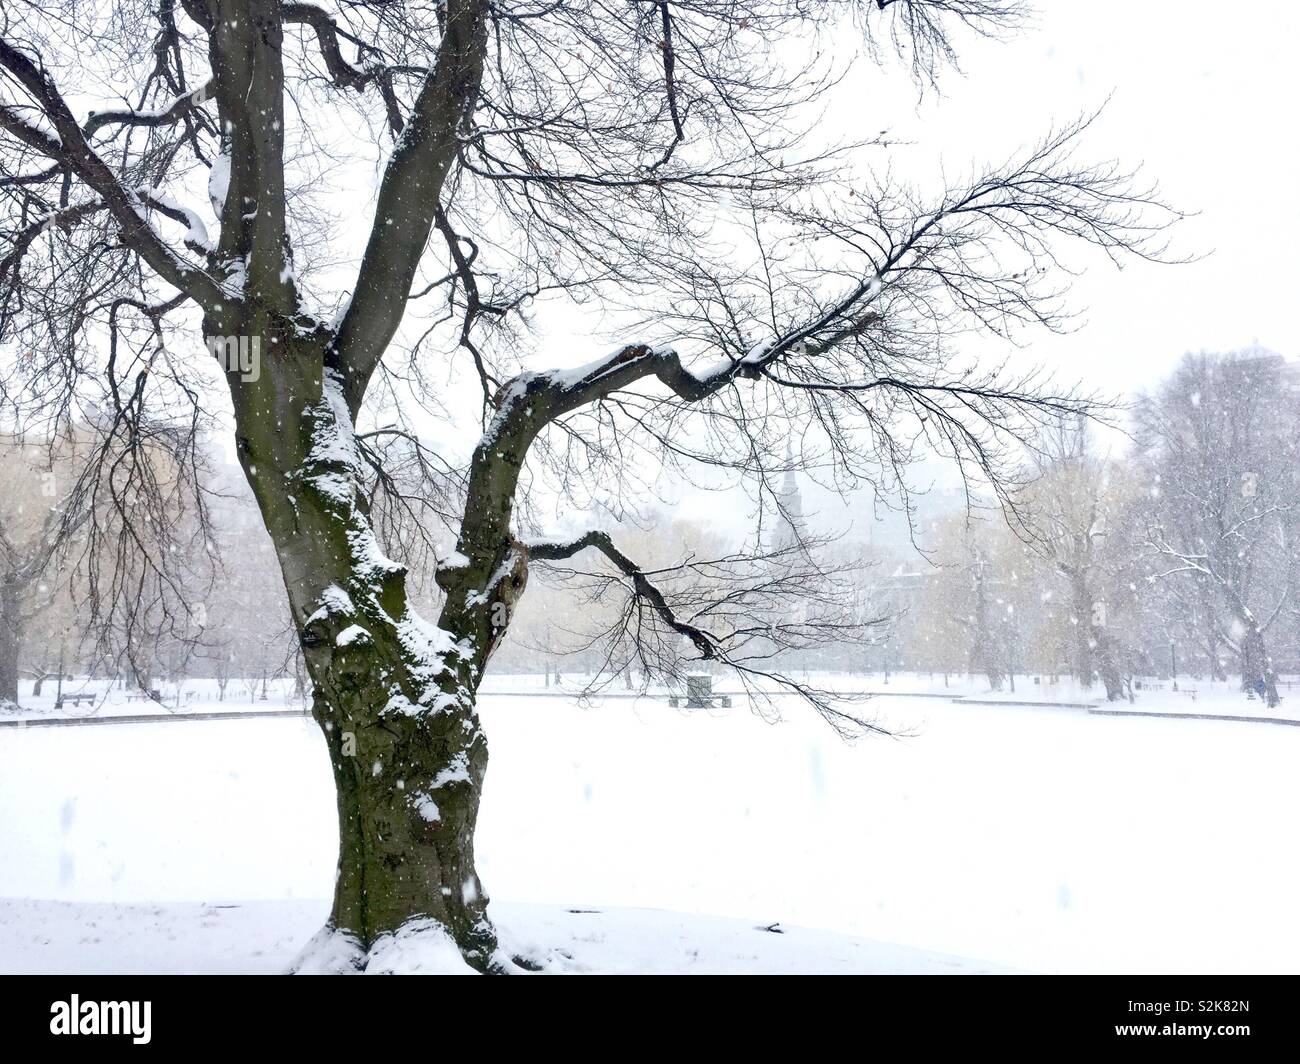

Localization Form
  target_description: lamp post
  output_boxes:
[54,638,65,708]
[1170,640,1178,692]
[1008,619,1017,694]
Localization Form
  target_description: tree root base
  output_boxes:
[288,920,525,975]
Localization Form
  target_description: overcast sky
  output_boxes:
[849,1,1299,392]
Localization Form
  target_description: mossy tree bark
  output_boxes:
[217,247,544,969]
[189,0,501,969]
[223,314,531,970]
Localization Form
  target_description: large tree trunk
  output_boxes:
[0,578,23,707]
[1237,616,1280,709]
[225,325,525,973]
[1069,573,1095,689]
[310,623,497,970]
[969,557,1004,691]
[1092,628,1125,702]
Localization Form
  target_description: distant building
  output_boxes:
[768,441,807,555]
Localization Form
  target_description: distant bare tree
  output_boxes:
[0,436,85,705]
[1139,351,1299,708]
[1019,417,1130,700]
[1,0,1179,970]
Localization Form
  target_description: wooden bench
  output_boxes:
[54,693,96,709]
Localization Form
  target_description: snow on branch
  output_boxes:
[83,81,215,138]
[0,36,224,307]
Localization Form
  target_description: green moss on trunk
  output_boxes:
[224,323,509,970]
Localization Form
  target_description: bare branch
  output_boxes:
[333,0,490,410]
[0,36,224,306]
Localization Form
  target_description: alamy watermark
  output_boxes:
[207,334,261,382]
[16,333,261,383]
[50,995,151,1044]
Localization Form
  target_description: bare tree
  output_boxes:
[1139,351,1299,708]
[0,435,86,705]
[1,0,1178,970]
[1018,417,1130,699]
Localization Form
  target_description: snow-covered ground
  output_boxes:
[0,899,996,974]
[9,670,1297,724]
[2,678,1297,973]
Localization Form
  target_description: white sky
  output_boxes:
[851,0,1299,392]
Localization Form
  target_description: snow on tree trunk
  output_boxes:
[309,631,497,971]
[225,329,525,973]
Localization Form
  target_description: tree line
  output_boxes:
[886,348,1298,708]
[4,347,1292,712]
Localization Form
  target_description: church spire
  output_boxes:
[771,439,806,551]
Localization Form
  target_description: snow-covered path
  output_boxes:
[2,688,1297,973]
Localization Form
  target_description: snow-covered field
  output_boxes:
[2,678,1298,973]
[0,899,994,975]
[10,670,1298,723]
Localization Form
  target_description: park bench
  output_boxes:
[668,674,732,709]
[54,693,96,710]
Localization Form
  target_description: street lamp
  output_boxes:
[1005,634,1014,693]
